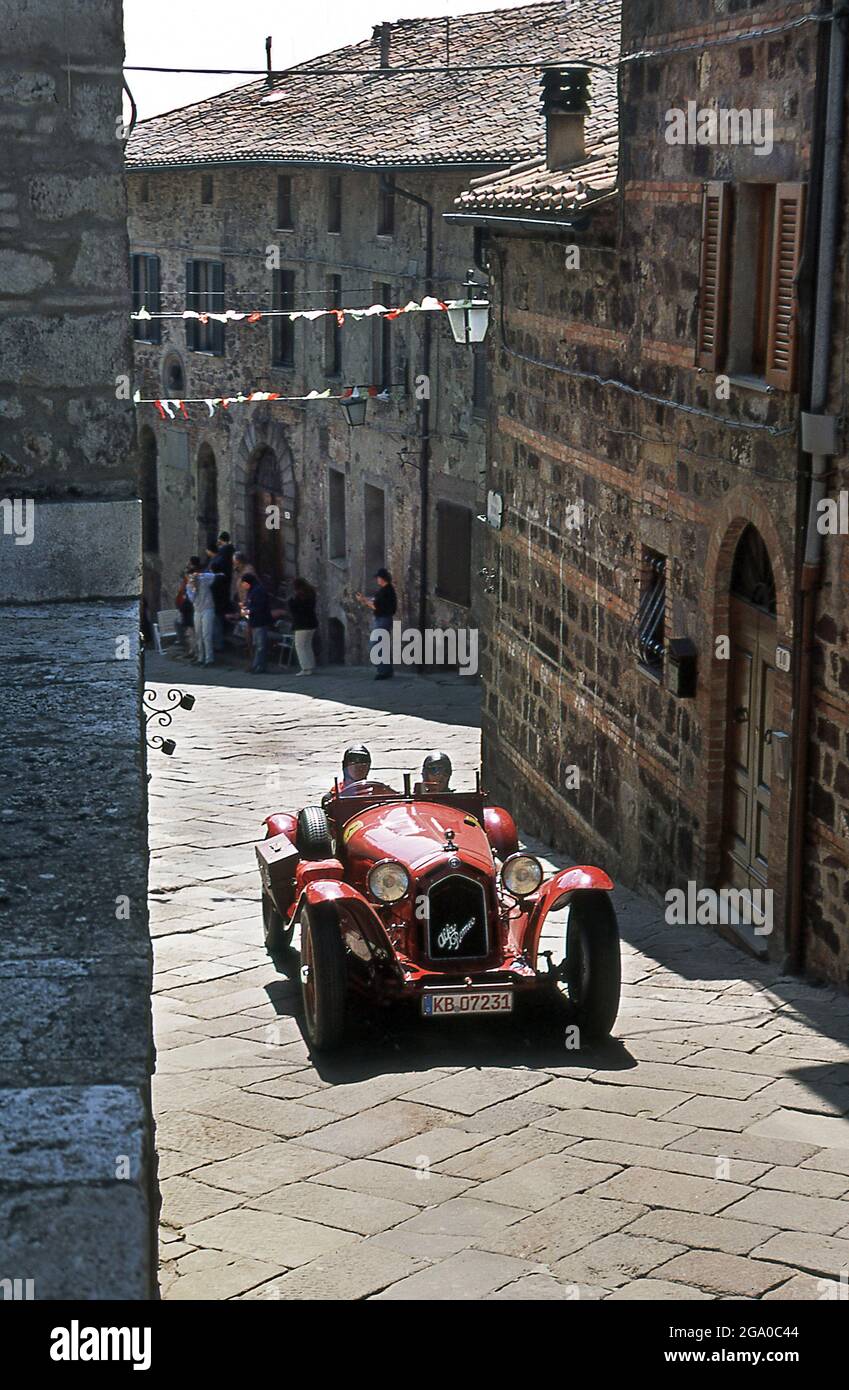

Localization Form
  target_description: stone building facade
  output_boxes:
[125,2,620,665]
[456,0,849,984]
[0,2,156,1295]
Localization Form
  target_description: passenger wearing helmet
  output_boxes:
[415,750,452,795]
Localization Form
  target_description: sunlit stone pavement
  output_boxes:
[146,651,849,1301]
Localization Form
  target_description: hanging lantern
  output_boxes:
[339,386,369,427]
[446,270,490,345]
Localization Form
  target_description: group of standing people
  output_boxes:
[175,531,318,675]
[173,534,396,681]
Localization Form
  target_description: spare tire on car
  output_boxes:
[297,805,333,860]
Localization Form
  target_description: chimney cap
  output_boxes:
[540,63,592,117]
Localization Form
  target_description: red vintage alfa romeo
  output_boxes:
[256,773,621,1050]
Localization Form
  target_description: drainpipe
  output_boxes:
[383,176,433,655]
[787,5,847,971]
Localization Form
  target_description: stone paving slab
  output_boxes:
[145,657,849,1300]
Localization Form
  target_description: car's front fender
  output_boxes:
[299,881,400,974]
[522,866,614,963]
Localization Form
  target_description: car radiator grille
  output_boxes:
[426,874,489,961]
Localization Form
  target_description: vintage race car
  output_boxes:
[256,773,621,1051]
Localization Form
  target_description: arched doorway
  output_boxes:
[250,446,293,596]
[721,525,777,892]
[197,443,218,547]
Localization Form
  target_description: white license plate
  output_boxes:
[422,990,513,1017]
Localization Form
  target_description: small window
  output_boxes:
[436,501,472,606]
[371,281,392,387]
[328,468,347,562]
[637,547,666,674]
[272,268,295,369]
[328,175,342,234]
[200,173,214,205]
[324,274,342,376]
[696,181,805,389]
[131,253,161,344]
[378,173,395,236]
[277,174,293,229]
[364,482,386,583]
[472,343,488,417]
[185,259,225,355]
[140,175,150,204]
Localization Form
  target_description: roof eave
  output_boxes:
[124,156,526,174]
[444,190,617,232]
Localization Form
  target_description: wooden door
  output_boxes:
[721,597,776,891]
[252,486,283,596]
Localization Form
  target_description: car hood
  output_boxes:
[342,800,494,877]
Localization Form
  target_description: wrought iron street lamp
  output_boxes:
[446,270,490,345]
[339,386,369,427]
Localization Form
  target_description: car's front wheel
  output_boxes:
[263,894,294,953]
[299,903,347,1050]
[564,890,621,1039]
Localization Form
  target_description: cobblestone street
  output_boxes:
[147,653,849,1301]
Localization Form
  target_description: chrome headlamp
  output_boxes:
[367,860,410,904]
[501,852,544,898]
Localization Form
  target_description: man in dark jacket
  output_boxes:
[356,567,397,680]
[240,573,274,674]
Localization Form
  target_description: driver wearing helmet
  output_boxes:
[415,750,452,795]
[322,745,373,805]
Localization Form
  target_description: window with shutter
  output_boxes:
[765,183,805,391]
[186,259,225,356]
[131,254,161,344]
[696,182,731,371]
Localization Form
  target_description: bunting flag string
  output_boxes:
[133,385,390,419]
[130,295,488,326]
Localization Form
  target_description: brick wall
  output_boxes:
[480,0,847,980]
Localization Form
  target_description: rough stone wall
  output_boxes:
[482,0,827,972]
[128,164,485,663]
[805,62,849,985]
[0,2,156,1297]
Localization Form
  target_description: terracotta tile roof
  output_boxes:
[126,0,621,172]
[453,125,619,220]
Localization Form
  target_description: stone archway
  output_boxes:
[702,493,794,951]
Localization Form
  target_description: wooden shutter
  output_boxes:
[211,261,225,357]
[696,182,732,371]
[765,183,805,391]
[184,259,197,350]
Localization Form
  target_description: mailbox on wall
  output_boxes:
[667,637,698,698]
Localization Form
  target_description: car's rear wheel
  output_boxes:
[564,890,621,1039]
[300,903,347,1050]
[262,893,294,953]
[297,805,333,860]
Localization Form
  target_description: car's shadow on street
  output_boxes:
[264,942,635,1085]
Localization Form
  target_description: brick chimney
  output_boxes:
[540,64,591,169]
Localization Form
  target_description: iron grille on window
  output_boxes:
[131,254,161,344]
[637,551,666,672]
[272,268,295,368]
